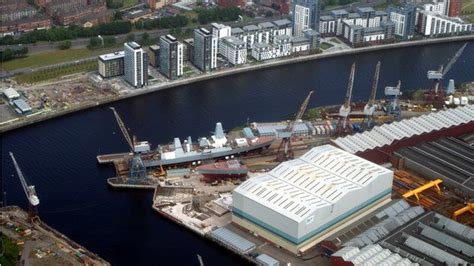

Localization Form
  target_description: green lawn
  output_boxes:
[320,42,334,50]
[1,47,119,71]
[14,60,97,84]
[123,0,140,8]
[462,0,474,12]
[0,235,20,266]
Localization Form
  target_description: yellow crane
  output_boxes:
[452,203,474,220]
[403,179,442,201]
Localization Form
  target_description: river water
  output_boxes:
[1,41,473,266]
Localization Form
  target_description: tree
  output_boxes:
[0,48,14,62]
[104,36,116,47]
[265,10,273,17]
[88,37,101,49]
[141,32,149,41]
[126,33,135,42]
[58,40,72,50]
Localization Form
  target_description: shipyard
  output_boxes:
[1,0,474,263]
[89,42,474,265]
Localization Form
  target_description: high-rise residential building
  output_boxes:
[387,4,417,39]
[124,42,147,88]
[292,0,320,37]
[98,51,124,78]
[211,23,231,40]
[219,36,247,65]
[147,45,160,67]
[417,11,472,36]
[159,34,183,80]
[193,28,217,72]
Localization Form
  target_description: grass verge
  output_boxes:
[320,42,334,50]
[14,60,97,84]
[1,47,118,72]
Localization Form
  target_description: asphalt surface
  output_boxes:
[0,16,280,54]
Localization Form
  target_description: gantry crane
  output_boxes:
[426,43,468,105]
[336,62,356,136]
[109,107,147,181]
[276,90,314,162]
[384,80,402,120]
[9,152,40,220]
[362,61,381,130]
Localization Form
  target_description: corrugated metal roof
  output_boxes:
[333,105,474,154]
[3,87,20,99]
[403,236,467,265]
[432,213,474,242]
[13,99,31,112]
[256,254,279,266]
[333,244,418,265]
[210,227,256,254]
[233,145,392,222]
[419,224,474,257]
[344,206,424,247]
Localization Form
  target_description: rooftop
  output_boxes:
[272,18,292,27]
[149,45,160,51]
[13,98,31,112]
[357,7,375,13]
[320,15,335,21]
[231,27,244,34]
[243,24,259,32]
[234,145,392,223]
[3,87,20,99]
[221,36,245,46]
[331,9,349,16]
[125,41,141,50]
[98,51,125,61]
[332,105,474,154]
[259,22,275,29]
[291,36,309,44]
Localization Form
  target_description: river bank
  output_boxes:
[1,34,473,133]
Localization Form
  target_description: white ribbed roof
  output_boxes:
[332,244,418,266]
[333,105,474,154]
[233,145,391,222]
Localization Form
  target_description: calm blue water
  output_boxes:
[1,41,473,265]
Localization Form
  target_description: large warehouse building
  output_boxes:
[232,145,393,255]
[332,105,474,164]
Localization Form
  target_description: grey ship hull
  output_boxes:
[143,139,273,168]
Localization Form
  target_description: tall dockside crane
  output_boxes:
[384,80,402,121]
[276,91,314,162]
[426,43,467,105]
[9,152,40,220]
[362,61,381,130]
[109,107,147,181]
[336,62,356,136]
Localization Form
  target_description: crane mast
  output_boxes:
[110,107,134,151]
[109,107,147,180]
[9,152,40,219]
[363,61,381,130]
[276,91,314,162]
[336,63,356,136]
[426,43,468,106]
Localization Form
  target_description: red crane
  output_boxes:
[276,90,314,162]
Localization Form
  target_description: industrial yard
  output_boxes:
[0,206,109,266]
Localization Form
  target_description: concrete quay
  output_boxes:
[1,34,473,134]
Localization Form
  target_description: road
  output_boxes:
[0,16,281,54]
